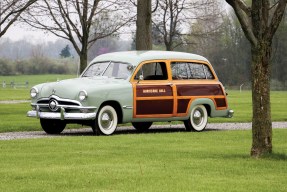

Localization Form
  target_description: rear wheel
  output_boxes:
[184,105,208,132]
[40,119,66,134]
[92,105,118,135]
[132,122,153,132]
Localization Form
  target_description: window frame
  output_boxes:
[132,60,169,81]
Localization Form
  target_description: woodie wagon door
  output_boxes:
[133,83,174,118]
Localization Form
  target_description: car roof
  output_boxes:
[90,51,209,66]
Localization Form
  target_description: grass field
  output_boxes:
[0,129,287,192]
[0,75,287,191]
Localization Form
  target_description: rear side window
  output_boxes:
[171,62,214,80]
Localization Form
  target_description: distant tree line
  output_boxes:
[0,36,131,76]
[0,57,77,75]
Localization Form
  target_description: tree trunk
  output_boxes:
[165,42,173,51]
[79,49,88,75]
[250,40,272,157]
[79,32,89,74]
[136,0,152,50]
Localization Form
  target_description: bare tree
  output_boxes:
[226,0,287,157]
[0,0,37,37]
[153,0,222,51]
[22,0,132,73]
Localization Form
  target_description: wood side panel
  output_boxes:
[136,100,174,115]
[177,84,224,96]
[214,98,227,108]
[177,99,190,113]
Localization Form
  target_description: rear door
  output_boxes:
[170,61,228,117]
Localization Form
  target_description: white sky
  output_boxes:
[2,25,59,43]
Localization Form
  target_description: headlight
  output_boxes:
[79,90,88,101]
[30,87,38,98]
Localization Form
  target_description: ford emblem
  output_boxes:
[49,99,59,112]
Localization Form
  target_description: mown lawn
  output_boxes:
[0,75,286,191]
[0,129,287,192]
[209,90,287,123]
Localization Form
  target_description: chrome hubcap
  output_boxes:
[193,109,203,126]
[100,112,113,130]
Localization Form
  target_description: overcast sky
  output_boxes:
[3,25,58,43]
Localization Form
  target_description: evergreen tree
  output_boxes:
[60,45,71,58]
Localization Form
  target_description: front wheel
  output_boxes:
[40,119,66,134]
[92,105,118,135]
[184,105,208,132]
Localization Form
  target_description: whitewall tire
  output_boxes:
[184,105,208,132]
[92,105,118,135]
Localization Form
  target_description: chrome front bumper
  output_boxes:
[27,106,97,120]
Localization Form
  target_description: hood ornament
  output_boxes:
[52,89,56,94]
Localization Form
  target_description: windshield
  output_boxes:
[82,62,133,79]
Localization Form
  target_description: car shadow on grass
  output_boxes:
[60,126,220,137]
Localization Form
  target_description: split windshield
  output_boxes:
[82,61,133,79]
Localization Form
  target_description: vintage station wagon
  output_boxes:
[27,51,233,135]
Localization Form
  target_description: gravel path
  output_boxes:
[0,100,30,104]
[1,122,286,141]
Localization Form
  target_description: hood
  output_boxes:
[38,77,128,100]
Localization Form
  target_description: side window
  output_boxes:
[171,63,188,79]
[188,63,205,79]
[134,62,168,80]
[203,65,215,79]
[171,62,215,80]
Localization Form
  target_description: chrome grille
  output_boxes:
[36,95,81,112]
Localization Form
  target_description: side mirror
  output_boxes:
[127,64,134,71]
[139,75,144,81]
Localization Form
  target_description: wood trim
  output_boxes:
[131,59,228,119]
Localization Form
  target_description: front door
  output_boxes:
[132,61,175,118]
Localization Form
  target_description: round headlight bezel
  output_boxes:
[79,90,88,101]
[30,87,38,98]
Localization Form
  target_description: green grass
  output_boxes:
[0,129,287,192]
[0,75,286,191]
[210,90,287,123]
[0,103,41,132]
